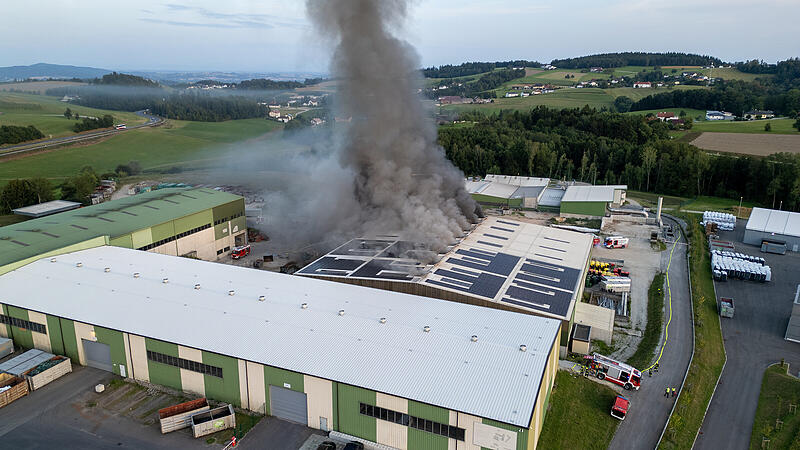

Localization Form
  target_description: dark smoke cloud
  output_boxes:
[304,0,477,250]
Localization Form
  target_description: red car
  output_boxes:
[231,245,251,259]
[611,395,630,420]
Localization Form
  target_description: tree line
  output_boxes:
[551,52,723,69]
[422,61,539,78]
[438,106,800,211]
[0,125,44,145]
[72,114,114,132]
[93,72,160,88]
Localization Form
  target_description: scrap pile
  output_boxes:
[702,211,736,231]
[711,250,770,282]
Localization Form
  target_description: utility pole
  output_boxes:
[738,196,743,218]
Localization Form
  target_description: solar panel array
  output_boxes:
[296,238,424,281]
[424,248,520,300]
[500,258,580,316]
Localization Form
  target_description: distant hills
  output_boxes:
[0,63,113,81]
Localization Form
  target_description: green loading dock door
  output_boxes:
[269,385,308,425]
[82,339,112,372]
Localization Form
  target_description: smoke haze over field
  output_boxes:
[301,0,477,251]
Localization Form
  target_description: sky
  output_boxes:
[2,0,799,73]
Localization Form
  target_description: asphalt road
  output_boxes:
[0,110,162,157]
[695,221,800,449]
[609,216,693,450]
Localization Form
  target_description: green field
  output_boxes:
[692,118,797,134]
[0,92,145,141]
[0,118,282,186]
[627,272,666,370]
[626,108,707,119]
[538,370,619,450]
[608,66,766,82]
[608,85,707,102]
[750,364,800,449]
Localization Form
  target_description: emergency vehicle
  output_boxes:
[231,245,251,259]
[584,353,641,390]
[604,236,629,248]
[610,395,630,420]
[114,124,127,130]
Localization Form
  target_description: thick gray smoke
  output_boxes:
[304,0,478,251]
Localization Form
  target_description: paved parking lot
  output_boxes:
[695,220,800,449]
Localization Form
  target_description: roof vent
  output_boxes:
[228,290,235,296]
[50,258,57,263]
[301,302,308,309]
[258,295,266,302]
[104,267,111,273]
[423,326,431,333]
[338,309,345,316]
[379,317,387,324]
[471,335,478,342]
[194,284,201,289]
[519,344,527,352]
[133,272,140,278]
[76,262,83,267]
[162,278,169,284]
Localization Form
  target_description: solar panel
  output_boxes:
[296,257,365,276]
[483,233,509,240]
[490,226,515,233]
[450,249,520,276]
[426,268,506,299]
[351,259,418,281]
[477,240,503,248]
[496,220,521,227]
[329,239,394,257]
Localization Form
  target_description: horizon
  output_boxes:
[2,0,799,72]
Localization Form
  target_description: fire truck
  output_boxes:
[231,245,251,260]
[604,236,629,249]
[610,395,630,420]
[584,353,641,390]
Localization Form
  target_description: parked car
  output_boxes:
[610,395,630,420]
[344,442,365,450]
[316,441,337,450]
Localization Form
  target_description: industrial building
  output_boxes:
[559,185,627,218]
[743,208,800,252]
[12,200,81,218]
[0,246,560,450]
[465,176,550,208]
[297,216,594,354]
[786,285,800,344]
[0,187,246,275]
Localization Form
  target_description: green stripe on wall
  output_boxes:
[203,351,240,407]
[145,338,182,391]
[94,326,127,376]
[408,400,450,450]
[6,305,33,350]
[263,366,305,415]
[337,384,376,442]
[46,315,65,355]
[60,318,79,363]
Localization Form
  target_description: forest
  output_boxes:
[93,72,161,88]
[150,94,264,121]
[550,52,723,69]
[0,124,45,145]
[438,106,800,210]
[422,60,539,78]
[73,115,114,132]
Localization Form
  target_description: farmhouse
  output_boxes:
[744,110,775,120]
[656,112,675,121]
[705,110,735,121]
[633,82,651,88]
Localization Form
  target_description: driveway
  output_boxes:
[695,220,800,449]
[608,216,694,450]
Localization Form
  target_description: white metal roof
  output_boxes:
[484,175,550,187]
[746,208,800,238]
[464,180,490,195]
[0,246,560,427]
[561,185,626,203]
[12,200,81,217]
[480,183,520,199]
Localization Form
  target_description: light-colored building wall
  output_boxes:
[73,321,96,365]
[176,228,217,260]
[238,359,249,410]
[304,375,334,431]
[456,412,483,450]
[376,392,408,449]
[28,311,51,352]
[246,361,266,414]
[574,302,614,344]
[178,345,206,396]
[128,334,150,382]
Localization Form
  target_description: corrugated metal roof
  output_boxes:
[480,183,519,199]
[12,200,81,218]
[484,175,550,187]
[0,188,243,269]
[464,180,490,195]
[746,208,800,238]
[510,186,545,199]
[0,246,560,427]
[538,188,566,207]
[561,185,625,203]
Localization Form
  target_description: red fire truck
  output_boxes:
[584,353,641,390]
[231,245,251,260]
[610,395,630,420]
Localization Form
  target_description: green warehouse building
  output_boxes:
[0,246,560,450]
[0,187,246,275]
[559,185,627,218]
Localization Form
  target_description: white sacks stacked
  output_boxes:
[702,211,736,231]
[711,250,771,282]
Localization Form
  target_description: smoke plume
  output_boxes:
[304,0,478,251]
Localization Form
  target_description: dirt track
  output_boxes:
[691,132,800,155]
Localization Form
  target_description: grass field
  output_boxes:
[537,370,620,450]
[0,118,282,186]
[0,92,145,140]
[626,108,707,120]
[608,85,707,102]
[749,364,800,449]
[659,214,726,450]
[627,272,666,370]
[608,66,768,82]
[626,190,687,210]
[0,80,86,94]
[692,118,797,134]
[681,196,756,212]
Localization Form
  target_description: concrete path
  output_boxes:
[608,216,693,450]
[695,222,800,449]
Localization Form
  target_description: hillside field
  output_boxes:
[690,132,800,156]
[0,118,282,186]
[0,80,86,94]
[0,92,145,141]
[692,117,798,134]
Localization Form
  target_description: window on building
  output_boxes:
[0,314,46,334]
[135,223,212,251]
[217,249,224,255]
[146,350,223,378]
[358,403,465,441]
[223,246,230,252]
